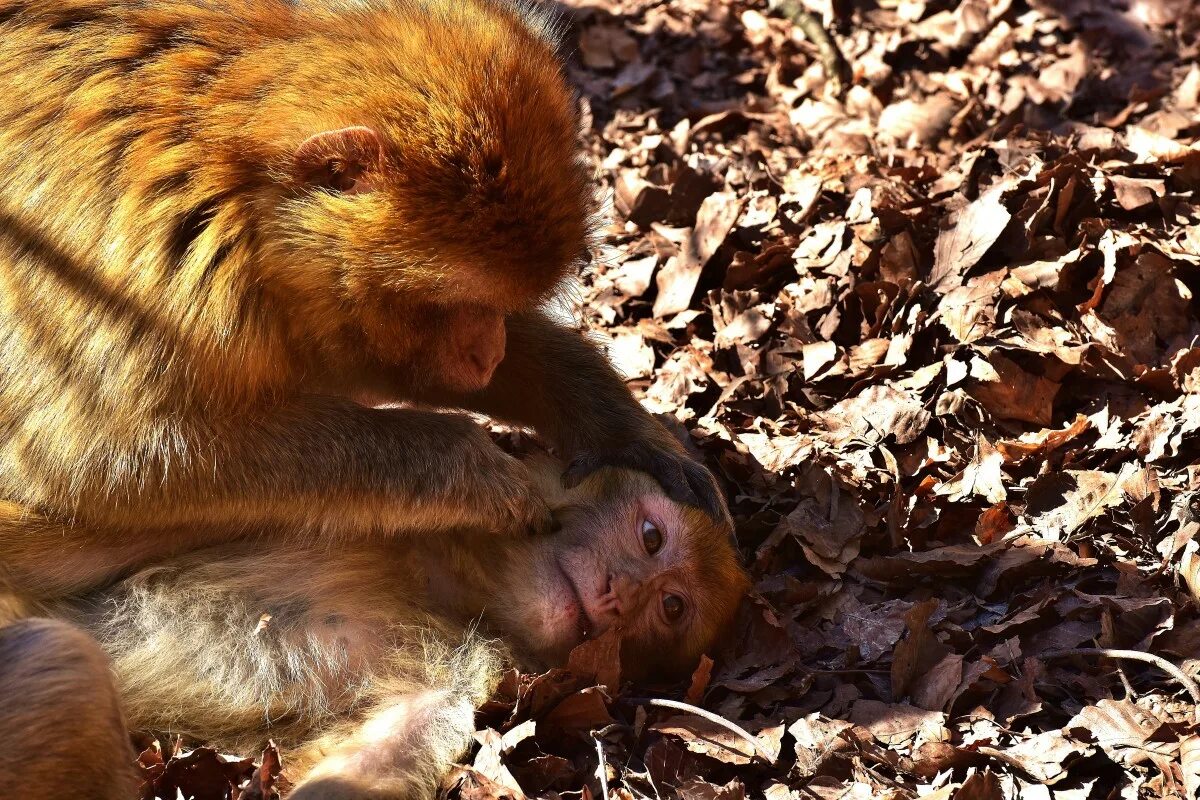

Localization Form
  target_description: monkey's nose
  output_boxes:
[601,573,640,617]
[597,573,621,617]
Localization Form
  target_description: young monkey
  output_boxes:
[0,0,723,597]
[0,453,750,799]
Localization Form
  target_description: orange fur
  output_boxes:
[0,0,721,596]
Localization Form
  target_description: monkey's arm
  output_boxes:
[4,398,547,595]
[453,311,725,521]
[105,399,549,535]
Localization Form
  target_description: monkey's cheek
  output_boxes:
[525,599,586,663]
[544,600,586,648]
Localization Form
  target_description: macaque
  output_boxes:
[0,0,723,598]
[0,454,750,799]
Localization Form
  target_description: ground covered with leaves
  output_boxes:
[140,0,1200,798]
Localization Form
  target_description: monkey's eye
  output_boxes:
[662,593,686,622]
[325,160,370,194]
[641,519,663,555]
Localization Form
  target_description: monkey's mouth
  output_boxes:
[556,559,594,642]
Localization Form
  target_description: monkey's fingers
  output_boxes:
[564,444,719,517]
[678,457,728,525]
[646,449,706,512]
[525,497,557,537]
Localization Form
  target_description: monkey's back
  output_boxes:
[0,0,309,511]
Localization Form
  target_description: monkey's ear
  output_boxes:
[293,126,384,194]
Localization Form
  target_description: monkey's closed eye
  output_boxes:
[662,593,685,622]
[641,519,662,555]
[327,161,359,192]
[322,161,374,194]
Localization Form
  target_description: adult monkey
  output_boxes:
[0,0,722,597]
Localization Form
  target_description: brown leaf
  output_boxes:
[649,715,756,765]
[1181,735,1200,799]
[965,353,1060,427]
[654,192,743,317]
[910,653,964,713]
[1066,699,1172,766]
[686,655,714,705]
[931,189,1012,291]
[1025,469,1128,540]
[953,769,1003,800]
[566,627,622,689]
[788,715,854,777]
[1000,730,1085,783]
[150,748,254,800]
[472,729,528,800]
[996,415,1092,464]
[541,687,614,732]
[774,492,864,577]
[841,599,913,662]
[649,715,779,766]
[891,599,951,704]
[818,385,932,446]
[936,270,1004,343]
[445,766,523,800]
[676,778,747,800]
[854,541,1008,583]
[578,24,638,70]
[1110,175,1164,210]
[975,503,1016,545]
[848,701,947,747]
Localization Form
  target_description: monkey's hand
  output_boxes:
[562,437,726,524]
[467,440,556,536]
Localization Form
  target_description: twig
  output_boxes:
[795,782,826,800]
[972,746,1042,780]
[628,697,776,764]
[1042,648,1200,706]
[770,0,852,99]
[593,735,610,800]
[1116,661,1136,701]
[857,761,916,798]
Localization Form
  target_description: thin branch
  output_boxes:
[593,735,611,800]
[1042,648,1200,706]
[628,697,776,764]
[857,761,916,799]
[770,0,852,99]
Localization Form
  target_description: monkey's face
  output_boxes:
[494,467,749,678]
[260,8,593,393]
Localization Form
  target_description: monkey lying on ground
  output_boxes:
[0,0,723,599]
[0,453,750,799]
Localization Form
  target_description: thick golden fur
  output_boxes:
[0,0,723,598]
[3,458,749,799]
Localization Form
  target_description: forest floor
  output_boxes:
[142,0,1200,798]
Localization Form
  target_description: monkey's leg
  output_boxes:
[287,632,500,800]
[288,685,480,800]
[0,619,137,800]
[443,310,728,523]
